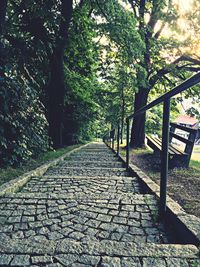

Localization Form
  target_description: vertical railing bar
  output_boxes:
[112,129,114,150]
[126,118,130,170]
[112,134,114,150]
[110,133,111,147]
[159,99,170,219]
[117,124,120,156]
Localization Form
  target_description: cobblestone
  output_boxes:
[0,142,199,266]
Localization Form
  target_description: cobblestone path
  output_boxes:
[0,143,199,266]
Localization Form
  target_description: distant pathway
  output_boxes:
[0,143,199,266]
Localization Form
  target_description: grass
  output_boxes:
[193,146,200,153]
[190,159,200,169]
[121,145,200,218]
[0,144,82,187]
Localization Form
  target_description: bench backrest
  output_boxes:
[169,122,197,164]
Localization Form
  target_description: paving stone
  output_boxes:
[121,257,142,267]
[0,142,199,265]
[85,227,99,237]
[7,216,21,223]
[12,231,24,239]
[38,226,50,235]
[79,254,101,265]
[113,216,127,224]
[24,229,36,237]
[86,219,101,228]
[28,235,48,242]
[129,226,144,235]
[55,254,78,265]
[165,258,190,267]
[10,254,30,266]
[110,232,122,241]
[68,231,86,240]
[0,254,13,265]
[96,230,110,239]
[31,255,53,264]
[143,258,167,267]
[70,264,91,267]
[97,214,112,222]
[101,256,121,267]
[146,234,162,243]
[48,231,64,240]
[46,263,63,267]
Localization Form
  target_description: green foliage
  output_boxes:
[0,77,49,166]
[1,0,200,166]
[0,144,81,186]
[0,0,58,166]
[62,4,102,144]
[186,107,200,120]
[146,106,163,136]
[99,0,200,143]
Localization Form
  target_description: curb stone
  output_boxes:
[110,147,200,246]
[0,239,198,258]
[0,143,90,196]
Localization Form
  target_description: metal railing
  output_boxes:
[103,72,200,219]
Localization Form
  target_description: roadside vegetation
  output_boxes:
[1,1,200,169]
[0,145,81,187]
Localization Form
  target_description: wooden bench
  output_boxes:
[146,122,197,168]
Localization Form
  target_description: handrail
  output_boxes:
[103,72,200,220]
[127,72,200,120]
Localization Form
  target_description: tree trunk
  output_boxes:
[47,0,73,148]
[47,48,65,148]
[129,87,149,148]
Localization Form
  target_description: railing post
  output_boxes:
[112,134,114,150]
[109,131,112,148]
[126,118,130,170]
[117,124,120,156]
[159,99,170,219]
[111,129,114,150]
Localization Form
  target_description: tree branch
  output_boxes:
[128,0,138,18]
[149,55,200,88]
[154,23,165,39]
[139,0,146,30]
[173,55,200,65]
[147,0,159,31]
[95,0,110,22]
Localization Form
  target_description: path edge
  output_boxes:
[107,145,200,247]
[0,143,90,196]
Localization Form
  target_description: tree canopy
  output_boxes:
[0,0,199,166]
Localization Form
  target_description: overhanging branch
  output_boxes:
[149,55,200,88]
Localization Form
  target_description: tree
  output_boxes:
[62,1,102,144]
[93,0,144,137]
[0,1,57,165]
[5,0,74,149]
[0,0,103,166]
[127,0,200,147]
[47,0,73,148]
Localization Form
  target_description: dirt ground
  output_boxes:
[128,149,200,218]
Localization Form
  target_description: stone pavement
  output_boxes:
[0,142,199,266]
